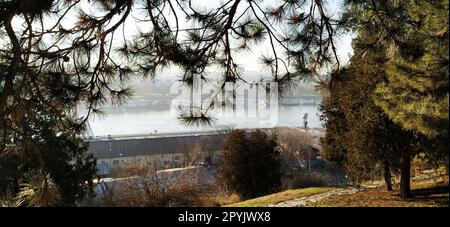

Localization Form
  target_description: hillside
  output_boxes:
[225,172,449,207]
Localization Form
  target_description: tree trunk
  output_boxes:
[383,159,393,191]
[400,149,412,199]
[445,158,449,175]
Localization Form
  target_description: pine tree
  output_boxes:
[374,0,449,139]
[219,130,281,200]
[320,23,419,191]
[0,96,97,206]
[374,0,449,198]
[334,0,449,198]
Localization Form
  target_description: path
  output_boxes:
[268,171,447,207]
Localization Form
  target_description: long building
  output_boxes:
[88,134,226,176]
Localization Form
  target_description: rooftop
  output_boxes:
[88,134,226,159]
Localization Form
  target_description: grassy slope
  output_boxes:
[224,187,332,207]
[224,175,449,207]
[307,176,449,207]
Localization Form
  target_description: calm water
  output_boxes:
[88,102,323,136]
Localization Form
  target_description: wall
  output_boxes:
[97,153,185,175]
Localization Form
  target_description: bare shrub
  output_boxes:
[87,165,220,207]
[183,143,206,167]
[109,162,154,178]
[275,128,314,172]
[275,128,313,155]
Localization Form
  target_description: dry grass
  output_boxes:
[307,176,449,207]
[224,187,332,207]
[202,194,241,207]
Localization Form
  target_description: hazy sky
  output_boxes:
[129,0,355,78]
[74,0,354,80]
[10,0,354,80]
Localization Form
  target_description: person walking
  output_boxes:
[301,113,308,129]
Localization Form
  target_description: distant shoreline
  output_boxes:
[87,127,324,142]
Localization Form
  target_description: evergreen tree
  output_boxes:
[374,0,449,139]
[219,130,281,200]
[320,24,418,191]
[0,95,97,206]
[333,0,449,198]
[373,2,449,197]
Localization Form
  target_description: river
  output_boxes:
[88,97,324,137]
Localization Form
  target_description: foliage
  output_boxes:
[219,130,281,200]
[319,35,407,183]
[320,0,449,198]
[0,0,343,205]
[15,171,61,207]
[0,101,97,206]
[373,0,449,139]
[284,172,327,189]
[373,0,449,171]
[343,0,449,169]
[1,0,447,205]
[0,0,342,127]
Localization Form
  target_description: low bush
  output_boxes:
[282,172,327,190]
